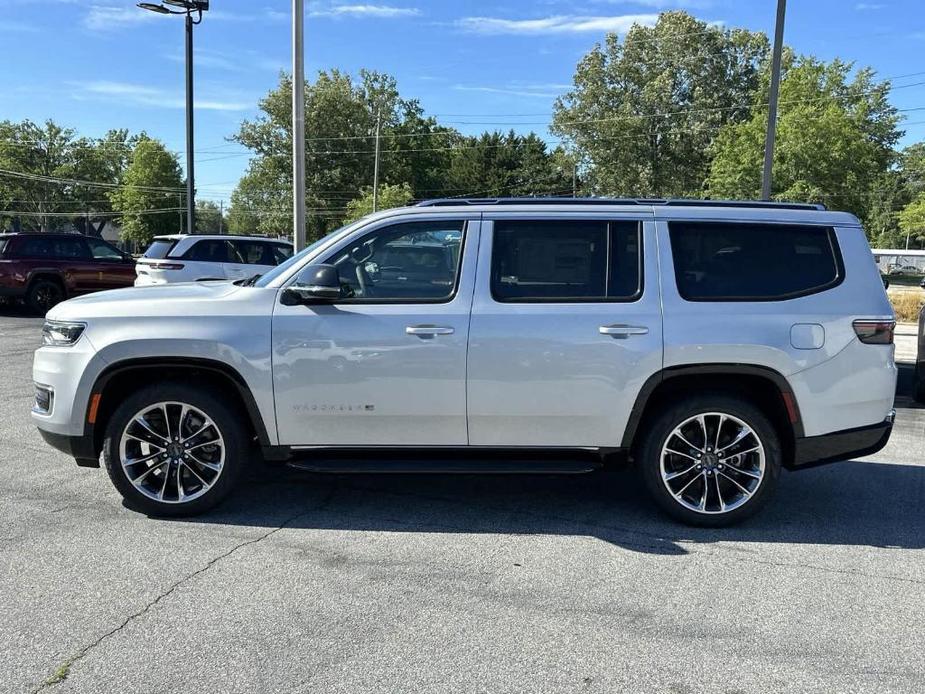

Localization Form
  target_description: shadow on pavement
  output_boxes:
[170,452,925,556]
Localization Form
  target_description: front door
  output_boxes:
[272,217,478,446]
[85,237,136,289]
[466,215,663,448]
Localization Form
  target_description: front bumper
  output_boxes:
[37,427,100,467]
[791,416,894,469]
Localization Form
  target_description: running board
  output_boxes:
[285,449,603,474]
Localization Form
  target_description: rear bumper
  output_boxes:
[37,427,100,467]
[791,417,893,469]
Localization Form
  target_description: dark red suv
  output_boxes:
[0,232,136,314]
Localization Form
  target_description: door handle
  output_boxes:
[406,325,455,337]
[599,324,649,338]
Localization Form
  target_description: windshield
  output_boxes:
[254,222,362,288]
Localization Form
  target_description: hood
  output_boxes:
[48,281,266,321]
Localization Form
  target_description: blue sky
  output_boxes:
[2,0,924,205]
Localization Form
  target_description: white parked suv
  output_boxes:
[134,234,293,285]
[32,199,897,525]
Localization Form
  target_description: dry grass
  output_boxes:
[890,291,925,323]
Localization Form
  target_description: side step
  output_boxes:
[286,448,603,474]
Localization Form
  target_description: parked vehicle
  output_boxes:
[31,199,897,526]
[0,232,135,314]
[916,303,925,403]
[134,235,293,286]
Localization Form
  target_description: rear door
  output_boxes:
[466,213,663,447]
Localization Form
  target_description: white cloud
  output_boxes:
[74,81,251,111]
[310,4,420,18]
[83,5,166,30]
[456,13,659,35]
[855,2,885,9]
[453,82,571,98]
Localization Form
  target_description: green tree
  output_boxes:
[196,200,226,234]
[230,70,455,240]
[446,131,573,198]
[898,193,925,249]
[707,57,900,224]
[344,182,414,222]
[108,138,184,245]
[0,120,140,234]
[552,11,769,197]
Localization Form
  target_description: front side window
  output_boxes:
[86,238,123,261]
[232,241,275,265]
[272,244,293,264]
[668,222,843,301]
[491,220,642,302]
[323,220,465,302]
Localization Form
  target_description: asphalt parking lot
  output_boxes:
[1,307,923,694]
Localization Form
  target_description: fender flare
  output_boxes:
[621,363,804,448]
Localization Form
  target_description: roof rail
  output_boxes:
[415,197,826,211]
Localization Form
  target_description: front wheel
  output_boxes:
[103,383,247,516]
[638,394,781,527]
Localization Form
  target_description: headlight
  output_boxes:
[42,320,86,346]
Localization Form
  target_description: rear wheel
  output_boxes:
[27,279,64,315]
[103,383,247,516]
[638,394,781,527]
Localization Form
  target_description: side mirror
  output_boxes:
[281,263,341,305]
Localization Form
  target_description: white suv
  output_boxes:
[134,235,293,285]
[31,199,897,525]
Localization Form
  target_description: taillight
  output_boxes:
[154,263,185,271]
[853,320,895,345]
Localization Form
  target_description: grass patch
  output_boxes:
[42,657,76,688]
[890,291,925,323]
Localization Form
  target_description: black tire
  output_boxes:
[26,278,65,315]
[103,382,248,517]
[637,393,782,527]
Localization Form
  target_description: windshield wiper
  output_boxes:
[235,273,262,287]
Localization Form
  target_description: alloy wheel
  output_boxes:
[118,401,225,504]
[659,412,765,515]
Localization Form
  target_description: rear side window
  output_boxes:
[490,220,642,302]
[143,239,178,259]
[184,240,234,263]
[14,236,86,259]
[668,222,843,301]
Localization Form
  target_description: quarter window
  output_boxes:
[668,222,843,301]
[490,220,642,302]
[323,220,465,302]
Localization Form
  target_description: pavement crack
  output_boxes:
[31,487,338,692]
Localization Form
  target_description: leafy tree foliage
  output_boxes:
[195,200,226,234]
[107,138,184,244]
[898,193,925,249]
[0,120,141,233]
[344,182,414,222]
[552,11,769,197]
[708,57,900,224]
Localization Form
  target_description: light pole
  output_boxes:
[138,1,209,234]
[761,0,786,201]
[292,0,306,251]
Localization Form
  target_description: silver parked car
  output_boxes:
[31,199,897,526]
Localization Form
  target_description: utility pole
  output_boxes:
[372,110,381,212]
[219,199,223,234]
[292,0,306,251]
[184,10,196,233]
[572,163,578,197]
[761,0,786,201]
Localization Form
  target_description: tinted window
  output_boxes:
[0,238,9,257]
[184,240,234,263]
[232,240,276,265]
[14,236,87,260]
[86,238,123,261]
[669,222,842,301]
[143,239,177,259]
[321,221,465,301]
[491,220,642,302]
[272,244,293,264]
